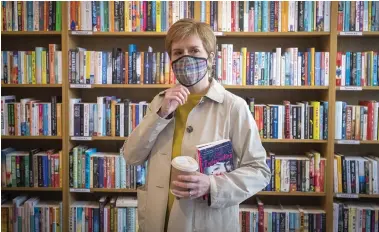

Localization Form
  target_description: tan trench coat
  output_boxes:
[123,80,271,232]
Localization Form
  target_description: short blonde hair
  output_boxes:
[165,18,216,63]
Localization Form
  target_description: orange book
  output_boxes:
[205,1,210,25]
[77,1,81,30]
[281,1,288,32]
[168,1,173,27]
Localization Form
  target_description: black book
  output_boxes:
[123,99,130,137]
[69,150,73,188]
[239,1,244,31]
[74,104,81,136]
[298,1,305,31]
[29,148,41,187]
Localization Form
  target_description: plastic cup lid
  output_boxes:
[171,156,199,172]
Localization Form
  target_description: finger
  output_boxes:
[172,181,197,189]
[179,85,191,95]
[178,175,199,183]
[171,88,189,102]
[174,91,186,104]
[166,95,184,105]
[171,189,189,198]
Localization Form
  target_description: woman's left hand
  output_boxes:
[172,172,210,199]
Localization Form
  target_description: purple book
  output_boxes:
[196,139,235,176]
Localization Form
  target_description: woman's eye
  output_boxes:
[174,51,181,56]
[192,49,199,53]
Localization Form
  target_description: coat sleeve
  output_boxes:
[208,98,271,208]
[123,96,173,166]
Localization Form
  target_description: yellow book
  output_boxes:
[310,101,320,140]
[335,154,342,193]
[206,1,210,25]
[110,1,114,32]
[370,51,374,85]
[241,47,247,86]
[136,1,140,31]
[156,0,161,32]
[111,100,116,137]
[369,2,372,31]
[281,1,288,32]
[125,1,129,32]
[57,103,62,136]
[55,207,60,232]
[86,51,91,84]
[31,51,36,84]
[275,159,281,192]
[309,48,315,85]
[41,51,47,84]
[24,52,27,84]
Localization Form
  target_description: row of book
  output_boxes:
[263,151,325,193]
[335,100,378,141]
[336,51,379,87]
[1,45,63,84]
[69,46,175,85]
[1,148,62,188]
[1,1,62,31]
[337,1,379,32]
[1,96,62,136]
[69,98,147,138]
[240,199,326,232]
[333,202,379,232]
[215,46,329,86]
[1,196,62,232]
[334,154,379,195]
[69,196,138,232]
[68,1,331,32]
[69,146,146,189]
[247,99,329,140]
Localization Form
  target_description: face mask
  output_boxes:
[172,55,208,87]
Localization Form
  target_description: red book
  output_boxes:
[257,198,264,232]
[283,101,291,139]
[320,159,325,192]
[359,100,375,140]
[336,52,342,86]
[231,1,236,32]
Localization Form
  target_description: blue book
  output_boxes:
[43,104,48,135]
[273,106,278,139]
[43,156,48,187]
[84,148,97,188]
[161,2,166,31]
[201,2,206,22]
[265,157,272,191]
[307,51,312,85]
[285,52,290,86]
[272,212,276,232]
[264,52,269,85]
[17,52,22,84]
[309,1,314,31]
[92,1,97,31]
[356,52,362,86]
[262,1,268,32]
[372,2,376,31]
[257,2,262,32]
[345,1,350,31]
[93,208,100,232]
[27,2,33,31]
[373,53,378,86]
[128,44,137,84]
[254,2,259,32]
[304,2,309,31]
[345,52,351,86]
[315,52,321,86]
[152,1,156,31]
[102,52,107,84]
[342,102,347,139]
[34,207,40,232]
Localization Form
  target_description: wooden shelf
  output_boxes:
[2,136,62,140]
[70,136,126,141]
[71,84,328,90]
[2,187,62,191]
[2,84,62,88]
[2,31,62,36]
[334,193,379,199]
[69,31,330,37]
[337,86,379,91]
[69,188,137,193]
[258,191,326,196]
[338,31,379,37]
[262,139,327,143]
[335,140,379,145]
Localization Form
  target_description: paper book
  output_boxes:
[196,139,234,176]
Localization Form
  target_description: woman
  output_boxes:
[124,18,271,232]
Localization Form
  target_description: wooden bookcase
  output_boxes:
[1,2,378,231]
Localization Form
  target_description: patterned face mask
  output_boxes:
[172,55,208,87]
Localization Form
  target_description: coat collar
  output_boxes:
[158,80,225,104]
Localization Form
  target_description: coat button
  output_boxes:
[186,126,193,133]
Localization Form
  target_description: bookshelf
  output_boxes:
[2,1,379,231]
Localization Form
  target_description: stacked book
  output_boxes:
[333,202,379,231]
[337,1,379,32]
[69,196,137,232]
[68,1,330,32]
[69,146,146,189]
[336,51,379,87]
[1,96,62,136]
[335,100,378,141]
[1,45,63,84]
[239,199,326,231]
[1,147,62,188]
[1,196,62,232]
[215,46,329,86]
[247,99,329,140]
[69,46,174,85]
[69,98,148,138]
[334,154,379,195]
[1,1,62,31]
[264,151,326,193]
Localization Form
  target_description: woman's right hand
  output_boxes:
[158,85,190,118]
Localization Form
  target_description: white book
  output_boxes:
[281,56,285,86]
[56,51,63,84]
[305,159,310,191]
[324,2,331,32]
[297,55,302,86]
[107,52,112,84]
[93,103,98,136]
[120,104,124,137]
[324,52,329,86]
[226,1,231,32]
[369,156,379,194]
[374,103,379,140]
[69,98,81,136]
[278,105,284,139]
[115,156,120,189]
[341,54,346,86]
[47,103,52,136]
[335,102,343,139]
[227,44,233,85]
[272,52,277,86]
[97,97,104,136]
[363,2,369,31]
[362,53,366,86]
[333,203,339,232]
[288,1,295,31]
[356,1,360,32]
[362,106,368,140]
[32,102,38,136]
[334,158,338,193]
[20,51,25,84]
[244,1,248,32]
[294,1,298,32]
[275,48,281,86]
[96,52,102,84]
[128,104,133,135]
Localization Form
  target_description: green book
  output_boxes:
[55,1,61,31]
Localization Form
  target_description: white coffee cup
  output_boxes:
[170,156,199,195]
